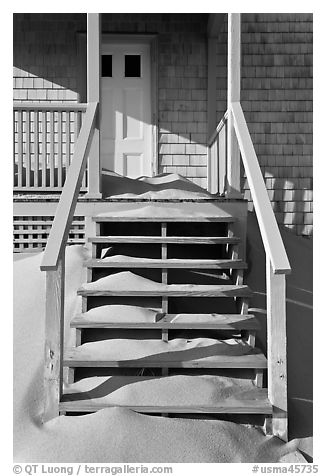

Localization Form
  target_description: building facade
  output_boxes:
[13,13,313,238]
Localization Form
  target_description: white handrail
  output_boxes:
[231,101,291,275]
[40,102,98,271]
[13,102,88,111]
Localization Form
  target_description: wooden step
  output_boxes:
[70,313,259,330]
[84,258,247,269]
[60,401,272,414]
[89,236,241,245]
[64,338,267,368]
[64,353,267,368]
[60,399,272,415]
[93,216,235,223]
[78,283,252,298]
[59,374,271,414]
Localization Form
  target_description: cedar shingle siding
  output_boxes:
[13,13,313,236]
[214,13,312,236]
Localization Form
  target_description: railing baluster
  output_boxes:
[211,140,217,194]
[81,111,87,189]
[74,111,80,151]
[218,123,226,194]
[42,111,47,187]
[49,111,55,188]
[66,111,71,168]
[58,111,63,188]
[25,110,31,188]
[17,109,23,188]
[207,112,228,196]
[216,137,219,195]
[34,110,39,187]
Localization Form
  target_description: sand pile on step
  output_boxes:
[170,313,236,324]
[69,337,254,361]
[78,305,158,323]
[79,271,235,293]
[95,201,232,219]
[100,255,208,264]
[101,254,161,262]
[112,189,212,199]
[79,271,162,291]
[13,246,304,463]
[63,374,263,407]
[102,171,214,199]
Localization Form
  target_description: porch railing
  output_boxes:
[207,111,228,195]
[40,101,98,421]
[13,102,88,192]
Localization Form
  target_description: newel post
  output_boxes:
[266,257,288,441]
[43,253,65,422]
[227,13,241,197]
[86,13,102,198]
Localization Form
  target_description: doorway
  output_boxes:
[101,37,156,179]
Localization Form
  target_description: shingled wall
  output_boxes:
[214,13,313,236]
[13,14,85,102]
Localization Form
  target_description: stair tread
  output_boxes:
[64,338,266,368]
[60,375,271,414]
[60,401,272,414]
[78,272,252,297]
[93,216,235,222]
[78,283,252,297]
[89,236,241,244]
[85,257,247,269]
[71,311,259,330]
[92,203,235,222]
[78,286,251,297]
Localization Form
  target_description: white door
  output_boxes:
[101,41,152,178]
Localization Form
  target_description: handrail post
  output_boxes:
[86,13,102,198]
[266,257,288,441]
[43,252,65,422]
[227,13,241,198]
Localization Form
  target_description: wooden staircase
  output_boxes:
[60,204,272,420]
[39,98,290,441]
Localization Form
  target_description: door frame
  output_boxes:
[101,33,158,177]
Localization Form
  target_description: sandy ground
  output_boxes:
[13,233,311,462]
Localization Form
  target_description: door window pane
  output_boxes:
[102,55,112,77]
[125,55,141,77]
